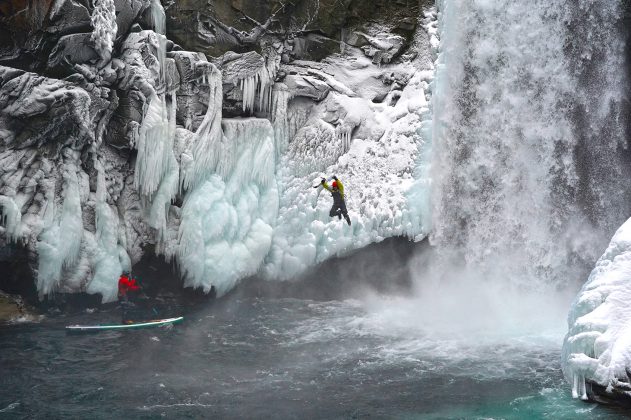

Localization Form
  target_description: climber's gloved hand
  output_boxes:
[321,178,326,184]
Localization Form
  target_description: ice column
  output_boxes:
[177,118,278,296]
[86,157,129,302]
[271,84,291,157]
[180,64,224,191]
[36,151,84,298]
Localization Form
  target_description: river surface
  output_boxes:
[1,285,629,419]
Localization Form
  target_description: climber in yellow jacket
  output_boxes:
[318,175,351,225]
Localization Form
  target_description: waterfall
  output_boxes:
[430,0,631,289]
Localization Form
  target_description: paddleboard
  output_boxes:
[66,316,183,331]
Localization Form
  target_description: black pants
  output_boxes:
[329,201,350,223]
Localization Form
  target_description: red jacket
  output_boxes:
[118,275,140,296]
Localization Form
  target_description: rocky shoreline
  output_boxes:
[0,290,33,323]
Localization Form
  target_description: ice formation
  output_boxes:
[0,196,23,243]
[37,151,85,297]
[563,217,631,400]
[90,0,117,67]
[239,53,278,114]
[177,118,277,296]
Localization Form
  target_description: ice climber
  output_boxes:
[319,176,351,225]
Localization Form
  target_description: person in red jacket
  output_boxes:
[118,272,141,301]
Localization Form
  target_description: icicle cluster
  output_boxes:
[0,196,23,242]
[90,0,117,66]
[239,55,278,114]
[336,125,352,152]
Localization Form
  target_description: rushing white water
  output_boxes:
[430,0,630,291]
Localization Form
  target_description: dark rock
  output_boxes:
[0,0,57,71]
[170,50,212,130]
[165,57,180,91]
[344,31,370,48]
[113,0,151,40]
[291,34,341,62]
[47,33,99,71]
[397,17,417,32]
[45,0,92,36]
[0,65,94,151]
[163,0,424,60]
[589,380,631,408]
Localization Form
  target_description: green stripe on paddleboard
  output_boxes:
[66,316,184,331]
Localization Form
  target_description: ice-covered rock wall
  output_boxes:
[0,0,436,301]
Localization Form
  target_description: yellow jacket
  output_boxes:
[322,179,345,201]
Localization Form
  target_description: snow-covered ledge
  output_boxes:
[562,217,631,402]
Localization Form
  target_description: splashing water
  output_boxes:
[430,0,631,291]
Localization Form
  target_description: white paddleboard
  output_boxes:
[66,316,183,331]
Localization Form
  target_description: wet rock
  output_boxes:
[0,290,28,322]
[163,0,424,60]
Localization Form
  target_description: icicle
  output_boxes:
[149,0,167,84]
[0,196,23,242]
[271,85,291,157]
[149,0,166,34]
[238,53,279,115]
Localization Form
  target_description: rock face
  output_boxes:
[0,0,435,302]
[163,0,421,60]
